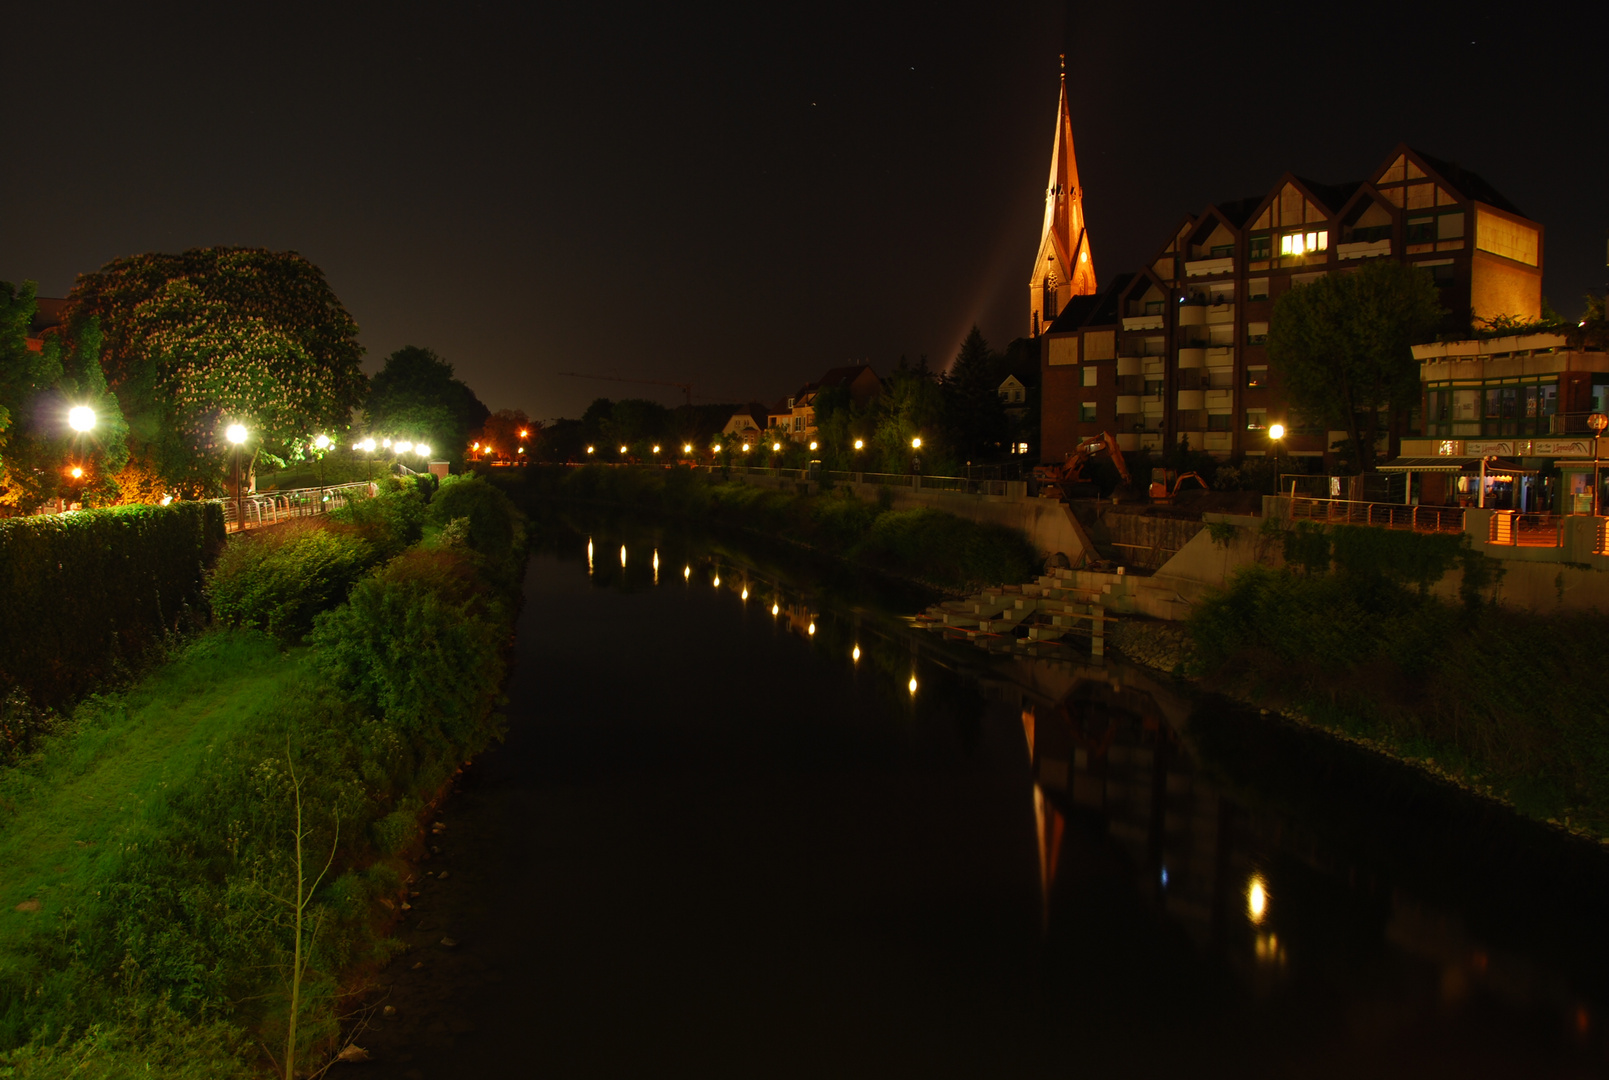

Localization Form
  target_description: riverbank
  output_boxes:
[501,464,1041,594]
[1110,529,1609,847]
[0,477,527,1077]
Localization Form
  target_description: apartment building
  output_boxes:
[1040,145,1544,466]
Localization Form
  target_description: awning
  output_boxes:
[1375,456,1540,475]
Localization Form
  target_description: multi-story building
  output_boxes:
[766,364,882,444]
[1040,146,1545,466]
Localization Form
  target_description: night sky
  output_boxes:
[4,2,1604,420]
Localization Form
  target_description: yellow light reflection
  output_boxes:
[683,565,691,580]
[771,603,779,616]
[1247,875,1268,924]
[908,675,918,695]
[807,622,815,635]
[619,544,626,568]
[852,645,860,662]
[587,538,593,574]
[713,574,721,587]
[741,587,748,600]
[653,549,659,584]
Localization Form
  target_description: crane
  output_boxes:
[560,371,695,407]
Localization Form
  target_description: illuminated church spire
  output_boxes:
[1030,54,1096,336]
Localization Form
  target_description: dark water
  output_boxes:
[360,520,1609,1078]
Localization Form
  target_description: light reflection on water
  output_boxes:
[563,520,1609,1071]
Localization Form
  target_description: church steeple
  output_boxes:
[1030,55,1097,336]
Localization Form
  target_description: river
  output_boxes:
[358,517,1609,1078]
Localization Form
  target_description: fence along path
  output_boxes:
[220,480,374,531]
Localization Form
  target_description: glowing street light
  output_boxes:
[68,405,96,432]
[911,436,922,449]
[1268,424,1286,495]
[740,587,748,600]
[853,439,864,450]
[520,429,529,438]
[395,440,413,454]
[772,442,781,452]
[683,565,691,580]
[809,441,818,451]
[586,445,595,455]
[68,465,83,479]
[360,438,375,453]
[652,445,661,454]
[620,544,627,568]
[313,434,331,450]
[226,424,248,530]
[683,443,693,454]
[712,573,721,587]
[416,443,431,457]
[807,621,816,635]
[852,644,861,662]
[1247,874,1269,923]
[908,675,918,695]
[1268,423,1286,441]
[740,443,750,453]
[771,602,779,616]
[619,445,628,454]
[382,438,392,449]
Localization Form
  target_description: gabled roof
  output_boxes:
[1411,148,1526,218]
[1046,272,1134,333]
[815,363,878,389]
[1293,177,1363,216]
[1214,196,1265,229]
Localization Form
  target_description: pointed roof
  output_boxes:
[1033,56,1096,296]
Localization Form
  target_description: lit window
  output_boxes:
[1279,231,1328,256]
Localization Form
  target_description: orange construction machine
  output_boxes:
[1032,432,1132,500]
[1148,470,1208,504]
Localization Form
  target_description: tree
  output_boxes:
[872,356,948,473]
[1267,260,1443,471]
[0,281,130,509]
[475,408,538,460]
[940,327,1007,462]
[62,248,367,494]
[364,346,489,466]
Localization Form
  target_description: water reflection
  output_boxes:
[548,517,1609,1070]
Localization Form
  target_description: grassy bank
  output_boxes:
[0,477,526,1076]
[1175,524,1609,840]
[509,464,1039,592]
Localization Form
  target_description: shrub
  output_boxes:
[307,548,507,743]
[206,521,376,640]
[328,486,425,559]
[426,477,525,571]
[0,501,225,713]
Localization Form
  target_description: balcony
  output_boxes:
[1205,346,1235,365]
[1337,239,1392,260]
[1116,395,1141,414]
[1204,389,1234,408]
[1204,431,1233,452]
[1178,304,1206,327]
[1206,303,1235,324]
[1142,397,1164,415]
[1177,390,1206,410]
[1116,356,1143,376]
[1140,433,1164,451]
[1178,347,1205,369]
[1115,433,1141,452]
[1143,359,1165,377]
[1123,314,1164,330]
[1185,256,1235,277]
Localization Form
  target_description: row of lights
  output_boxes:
[582,436,923,457]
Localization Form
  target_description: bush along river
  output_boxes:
[357,514,1609,1078]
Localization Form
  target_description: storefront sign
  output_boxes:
[1465,440,1515,456]
[1532,438,1594,457]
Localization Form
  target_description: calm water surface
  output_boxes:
[360,521,1609,1078]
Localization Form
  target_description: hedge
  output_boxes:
[0,502,225,712]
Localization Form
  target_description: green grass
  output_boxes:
[0,632,282,948]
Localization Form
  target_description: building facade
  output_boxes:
[1039,146,1545,467]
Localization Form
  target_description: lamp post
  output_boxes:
[360,438,376,486]
[312,433,331,511]
[1590,413,1608,516]
[1268,423,1285,495]
[226,424,248,529]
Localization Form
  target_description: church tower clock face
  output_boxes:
[1030,54,1097,335]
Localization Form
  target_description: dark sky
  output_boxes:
[4,2,1604,419]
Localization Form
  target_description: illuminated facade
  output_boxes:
[1039,146,1545,465]
[1028,56,1097,338]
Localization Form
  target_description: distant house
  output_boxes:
[26,298,67,353]
[998,374,1027,410]
[771,364,882,443]
[721,404,770,439]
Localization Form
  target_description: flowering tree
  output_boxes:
[62,248,367,494]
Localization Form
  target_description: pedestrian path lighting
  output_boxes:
[227,424,248,528]
[359,437,376,483]
[809,441,818,451]
[908,674,918,696]
[68,405,96,432]
[652,445,661,455]
[910,436,922,449]
[1268,424,1285,493]
[416,443,430,457]
[772,441,781,452]
[854,439,864,450]
[395,440,413,454]
[586,445,595,455]
[683,443,693,454]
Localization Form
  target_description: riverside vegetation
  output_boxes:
[515,464,1040,592]
[0,474,526,1077]
[1169,522,1609,840]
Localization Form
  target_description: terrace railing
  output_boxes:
[1488,511,1564,548]
[1287,497,1465,534]
[220,480,373,531]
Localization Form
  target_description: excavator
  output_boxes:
[1032,432,1132,500]
[1149,469,1208,504]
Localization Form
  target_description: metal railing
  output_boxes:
[1488,511,1564,548]
[1288,497,1465,534]
[220,481,373,531]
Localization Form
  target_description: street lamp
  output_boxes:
[772,442,781,452]
[1589,413,1608,515]
[226,423,248,529]
[395,440,413,455]
[854,439,864,451]
[1268,423,1285,495]
[809,441,818,452]
[68,405,96,432]
[360,438,376,485]
[911,436,922,449]
[311,433,331,506]
[586,445,595,455]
